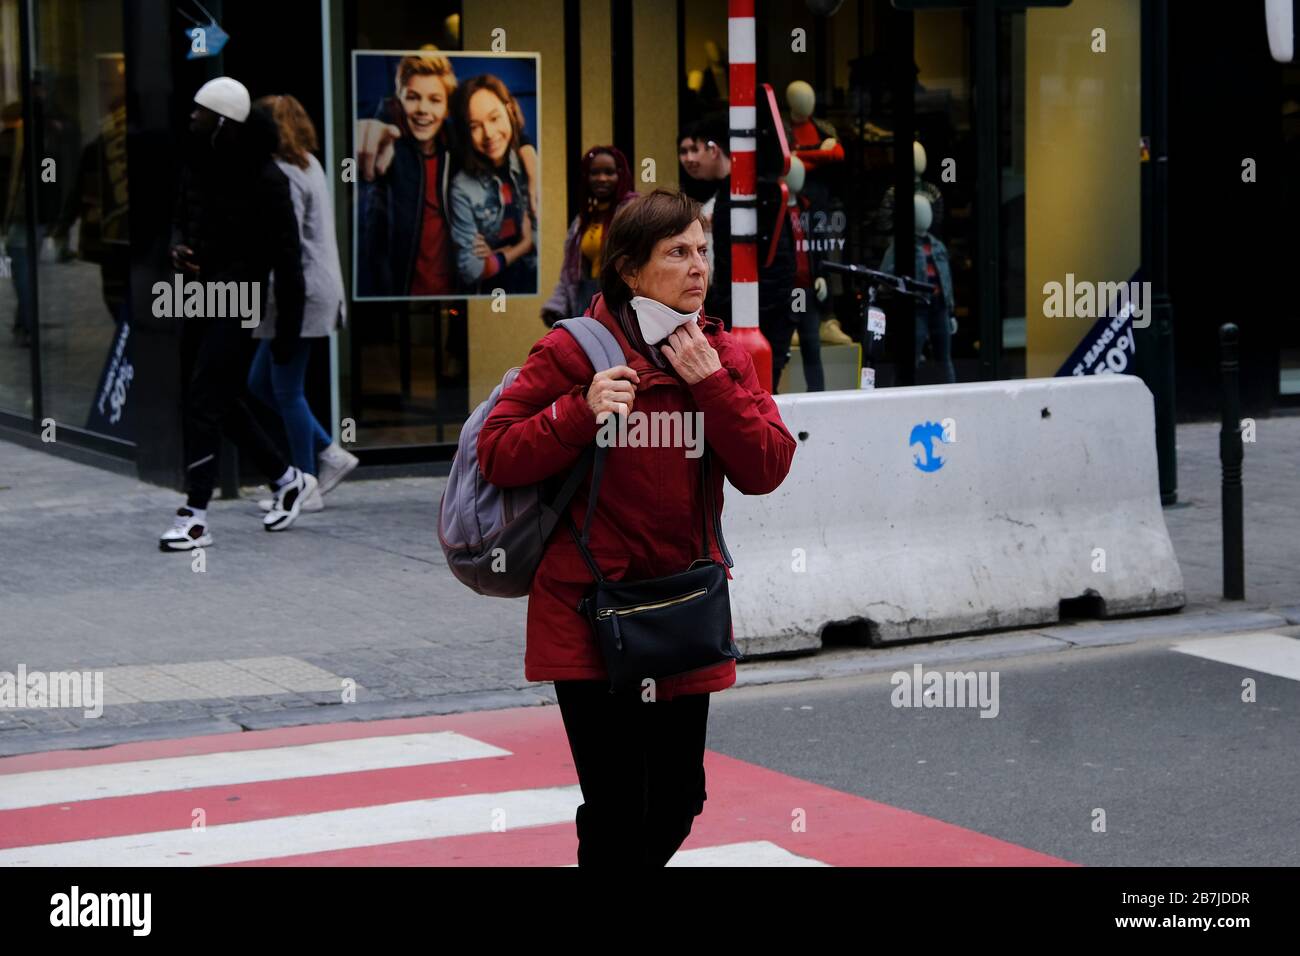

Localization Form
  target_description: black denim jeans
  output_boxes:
[553,680,711,867]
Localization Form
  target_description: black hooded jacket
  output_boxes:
[356,95,454,298]
[171,107,305,340]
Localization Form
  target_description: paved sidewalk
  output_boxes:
[0,416,1296,753]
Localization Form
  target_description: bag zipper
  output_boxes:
[596,588,708,621]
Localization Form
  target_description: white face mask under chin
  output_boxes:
[629,295,701,346]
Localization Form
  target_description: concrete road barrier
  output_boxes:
[723,375,1185,653]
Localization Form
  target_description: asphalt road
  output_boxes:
[708,632,1300,866]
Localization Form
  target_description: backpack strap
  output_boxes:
[553,316,625,376]
[542,317,622,584]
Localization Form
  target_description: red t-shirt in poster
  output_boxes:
[409,153,456,296]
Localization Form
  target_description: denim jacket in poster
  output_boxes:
[448,149,536,289]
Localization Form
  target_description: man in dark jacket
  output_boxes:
[686,114,797,392]
[159,76,313,552]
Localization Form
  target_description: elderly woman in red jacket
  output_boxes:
[477,188,796,867]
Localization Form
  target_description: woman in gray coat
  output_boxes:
[248,95,357,510]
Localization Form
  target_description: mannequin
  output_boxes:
[880,194,956,384]
[876,140,945,237]
[782,156,825,390]
[783,80,849,350]
[785,155,852,357]
[785,80,844,172]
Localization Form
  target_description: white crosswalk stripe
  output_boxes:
[0,786,583,867]
[1171,632,1300,682]
[0,732,509,811]
[668,841,831,867]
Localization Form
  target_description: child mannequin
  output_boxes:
[783,156,827,390]
[880,194,956,384]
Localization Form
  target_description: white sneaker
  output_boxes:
[159,507,212,551]
[259,484,323,513]
[316,443,359,495]
[264,469,318,532]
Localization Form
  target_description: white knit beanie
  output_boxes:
[193,76,250,123]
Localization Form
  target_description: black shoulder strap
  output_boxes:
[566,429,734,583]
[701,449,735,568]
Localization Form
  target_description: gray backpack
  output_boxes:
[438,317,625,597]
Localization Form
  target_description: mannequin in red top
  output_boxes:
[784,80,844,173]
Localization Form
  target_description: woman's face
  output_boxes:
[623,221,709,315]
[399,74,449,147]
[588,152,618,201]
[467,88,513,165]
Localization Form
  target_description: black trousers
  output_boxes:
[181,318,287,510]
[554,680,711,867]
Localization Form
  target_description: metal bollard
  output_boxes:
[1218,323,1244,600]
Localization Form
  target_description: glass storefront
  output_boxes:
[1282,57,1300,399]
[1,0,33,418]
[0,0,1293,481]
[1,0,131,450]
[338,0,470,453]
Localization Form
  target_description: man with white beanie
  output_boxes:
[160,76,312,551]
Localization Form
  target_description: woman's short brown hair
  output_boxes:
[254,94,317,170]
[600,188,707,310]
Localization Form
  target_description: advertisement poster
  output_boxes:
[352,50,540,301]
[1055,270,1142,378]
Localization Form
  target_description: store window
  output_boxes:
[35,0,131,445]
[339,0,471,452]
[0,0,33,419]
[0,0,131,443]
[677,0,1142,395]
[716,0,984,391]
[1282,62,1300,400]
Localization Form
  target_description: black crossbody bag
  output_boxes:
[569,442,742,694]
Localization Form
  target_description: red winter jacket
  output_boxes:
[477,292,797,699]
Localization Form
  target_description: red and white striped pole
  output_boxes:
[727,0,773,391]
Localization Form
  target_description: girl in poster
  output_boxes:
[448,74,537,296]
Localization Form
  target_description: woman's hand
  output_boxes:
[471,233,491,259]
[170,244,199,275]
[661,319,722,385]
[586,365,640,424]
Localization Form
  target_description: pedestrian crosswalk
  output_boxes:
[1171,631,1300,682]
[0,706,1070,867]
